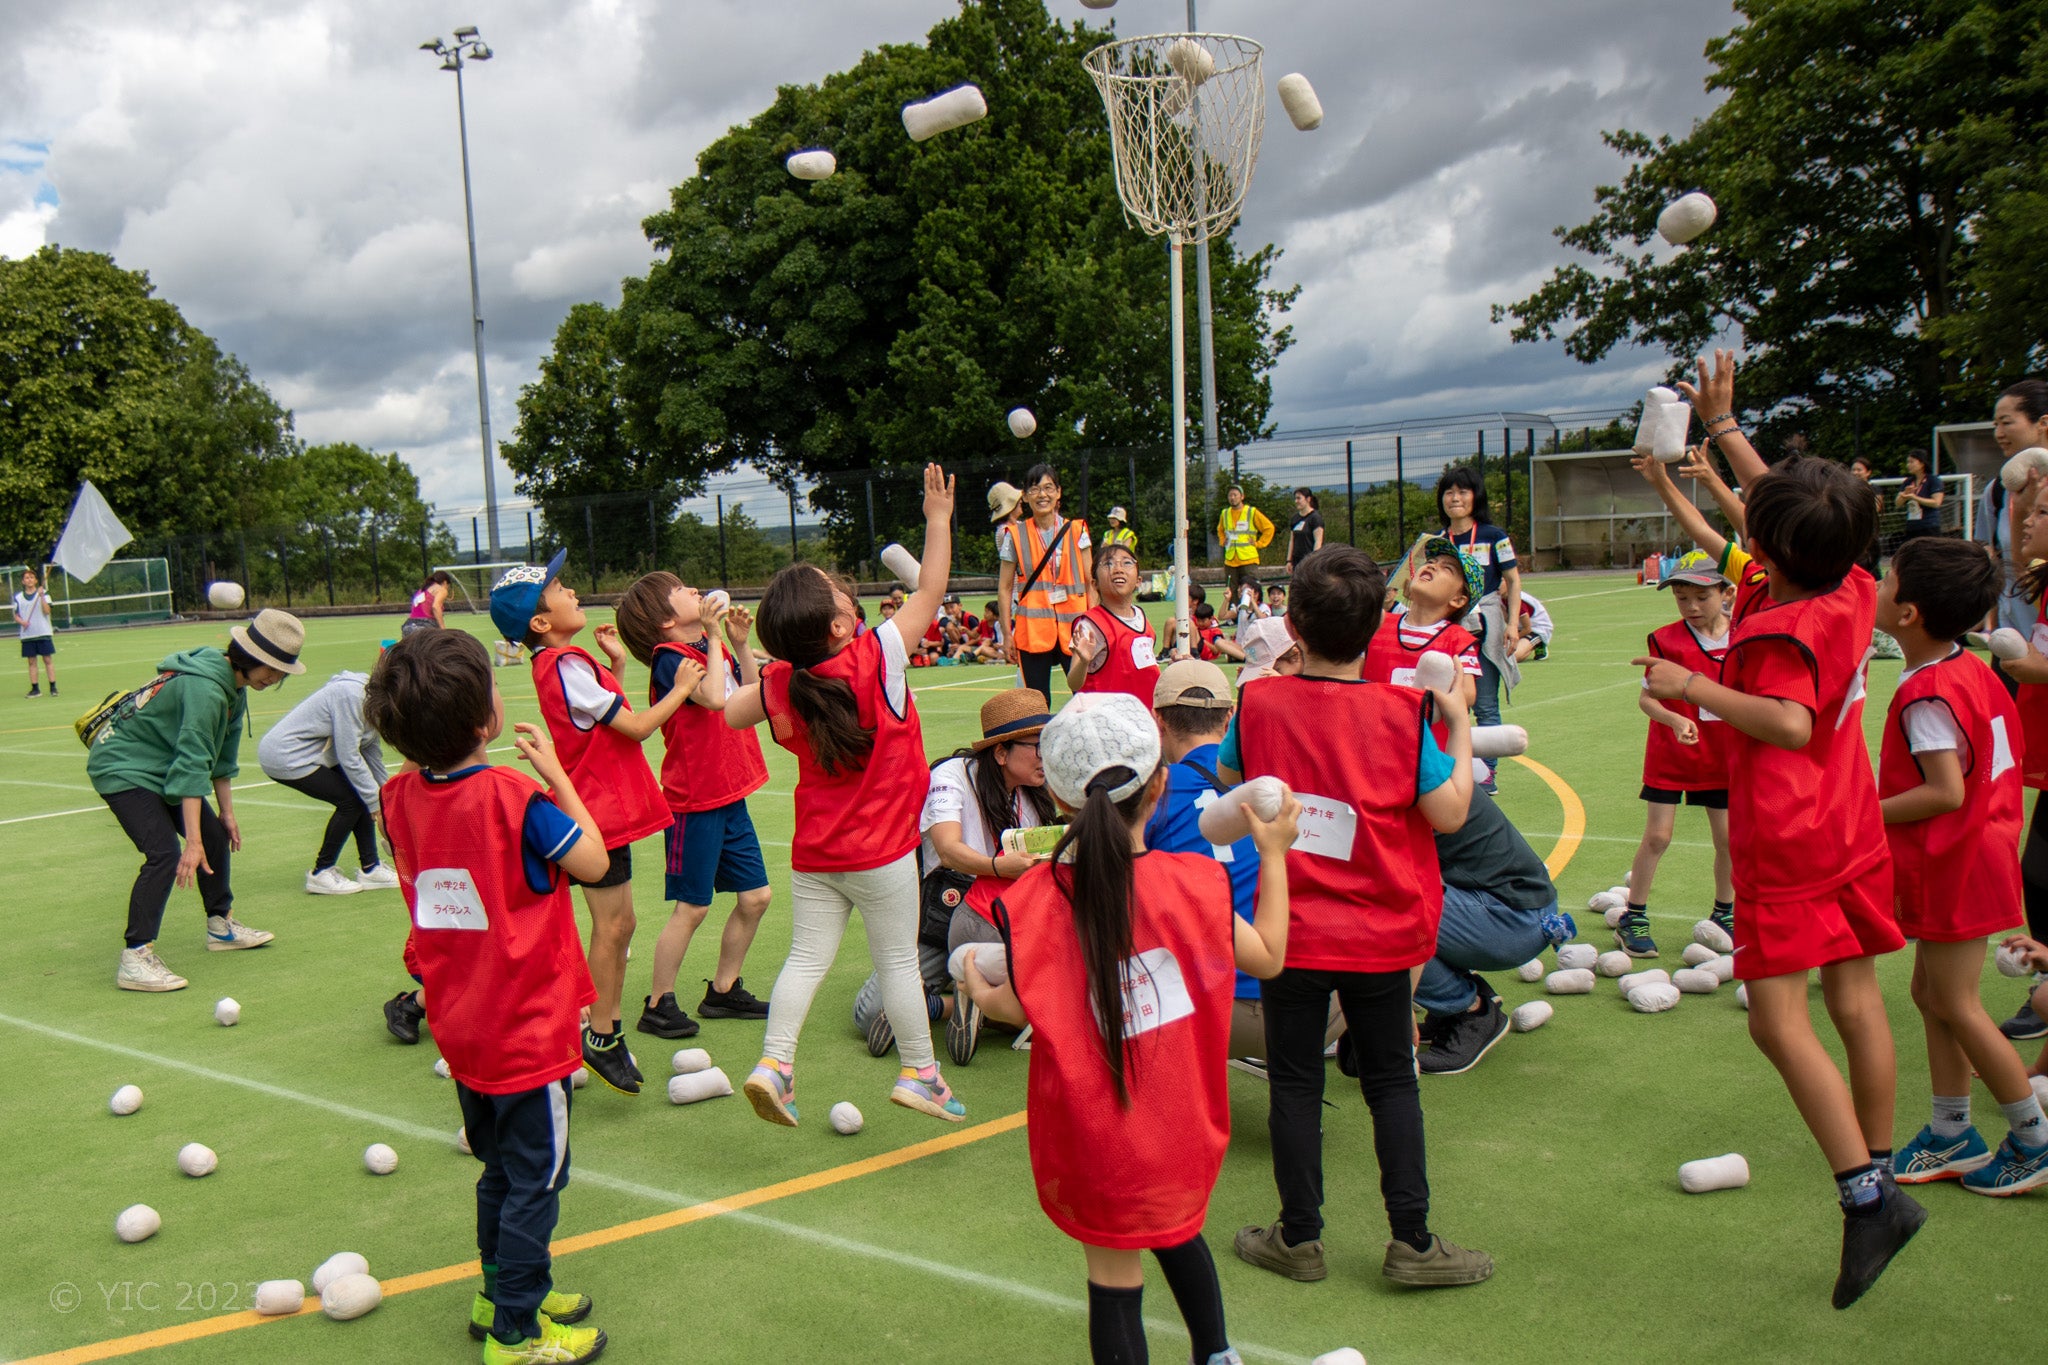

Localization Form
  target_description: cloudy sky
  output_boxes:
[0,0,1735,512]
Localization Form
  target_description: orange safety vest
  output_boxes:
[1008,516,1090,653]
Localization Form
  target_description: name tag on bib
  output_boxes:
[1696,707,1721,723]
[414,869,491,930]
[1113,947,1195,1039]
[1291,793,1359,861]
[1391,667,1417,688]
[1131,635,1157,669]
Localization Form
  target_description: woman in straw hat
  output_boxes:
[856,688,1057,1064]
[88,608,307,993]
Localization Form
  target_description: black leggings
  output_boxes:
[103,788,232,948]
[1018,647,1070,707]
[277,767,378,872]
[2024,790,2048,941]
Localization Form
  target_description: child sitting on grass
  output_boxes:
[1875,536,2048,1194]
[1362,536,1481,712]
[366,628,609,1365]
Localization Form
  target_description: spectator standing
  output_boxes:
[1101,506,1138,554]
[1894,450,1944,544]
[13,566,55,697]
[1285,489,1324,576]
[997,464,1094,705]
[1216,485,1274,596]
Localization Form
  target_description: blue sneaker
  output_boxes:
[1894,1124,1992,1184]
[1961,1134,2048,1196]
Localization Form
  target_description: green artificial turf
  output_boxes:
[0,575,2030,1364]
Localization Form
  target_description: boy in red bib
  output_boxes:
[963,690,1300,1365]
[1227,545,1493,1290]
[1636,349,1920,1308]
[491,553,699,1096]
[614,573,774,1041]
[1363,536,1481,714]
[1874,537,2048,1193]
[366,629,610,1365]
[1065,541,1160,704]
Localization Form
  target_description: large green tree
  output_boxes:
[0,245,296,557]
[1494,0,2048,460]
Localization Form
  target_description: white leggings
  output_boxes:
[762,852,934,1071]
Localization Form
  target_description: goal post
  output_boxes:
[431,562,529,616]
[2,558,174,628]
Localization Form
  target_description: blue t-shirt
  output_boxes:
[424,764,583,893]
[1218,704,1455,795]
[1438,522,1516,599]
[1143,743,1262,1000]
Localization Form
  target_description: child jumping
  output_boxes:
[1875,536,2048,1193]
[1065,541,1160,704]
[366,628,609,1365]
[963,690,1300,1365]
[490,553,702,1096]
[723,463,966,1126]
[614,573,774,1040]
[1620,551,1737,959]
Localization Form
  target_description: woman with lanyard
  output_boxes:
[1433,467,1521,784]
[854,689,1055,1064]
[1894,449,1945,545]
[997,464,1094,705]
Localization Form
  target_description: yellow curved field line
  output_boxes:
[1509,753,1584,879]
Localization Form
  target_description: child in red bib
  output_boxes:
[723,464,967,1127]
[1875,537,2048,1193]
[1362,536,1481,717]
[366,629,611,1363]
[1634,350,1920,1309]
[963,690,1299,1365]
[614,573,775,1042]
[491,552,699,1098]
[1065,541,1160,704]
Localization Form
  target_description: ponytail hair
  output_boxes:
[757,564,873,776]
[1050,764,1158,1107]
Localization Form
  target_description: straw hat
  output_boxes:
[230,608,307,675]
[987,481,1024,523]
[972,688,1052,751]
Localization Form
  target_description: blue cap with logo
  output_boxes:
[1420,536,1486,606]
[487,549,568,643]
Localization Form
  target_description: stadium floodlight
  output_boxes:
[453,24,478,39]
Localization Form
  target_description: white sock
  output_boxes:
[1930,1094,1971,1139]
[1999,1094,2048,1149]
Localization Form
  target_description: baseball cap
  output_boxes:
[1421,536,1485,605]
[488,548,568,643]
[1658,550,1732,589]
[1153,658,1234,709]
[1234,617,1297,684]
[1041,692,1161,808]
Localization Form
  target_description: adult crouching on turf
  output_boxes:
[258,665,396,896]
[997,463,1093,706]
[90,609,306,992]
[404,569,453,636]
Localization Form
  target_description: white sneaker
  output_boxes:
[117,945,188,992]
[355,863,400,890]
[305,867,362,896]
[206,915,275,951]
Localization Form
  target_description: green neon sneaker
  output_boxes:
[469,1290,593,1340]
[480,1316,607,1364]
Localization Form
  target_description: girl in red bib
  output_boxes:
[1065,541,1160,704]
[964,691,1298,1365]
[724,464,968,1127]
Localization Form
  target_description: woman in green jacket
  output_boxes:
[89,609,306,993]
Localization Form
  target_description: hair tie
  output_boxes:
[1085,766,1134,797]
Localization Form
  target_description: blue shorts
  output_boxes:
[20,636,53,658]
[663,800,768,906]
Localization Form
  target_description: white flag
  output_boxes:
[51,481,133,585]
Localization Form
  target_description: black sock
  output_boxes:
[1626,901,1647,913]
[1086,1282,1147,1365]
[1393,1224,1432,1253]
[1153,1236,1228,1361]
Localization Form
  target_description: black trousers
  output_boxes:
[458,1076,574,1343]
[1018,647,1070,707]
[275,767,379,872]
[102,788,232,948]
[2024,790,2048,942]
[1261,966,1430,1247]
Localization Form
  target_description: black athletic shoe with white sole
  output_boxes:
[582,1025,641,1095]
[2000,997,2048,1040]
[636,992,700,1039]
[698,977,770,1019]
[1419,994,1510,1075]
[383,991,425,1045]
[1833,1189,1926,1309]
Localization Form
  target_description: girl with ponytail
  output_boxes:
[723,464,970,1126]
[964,691,1299,1365]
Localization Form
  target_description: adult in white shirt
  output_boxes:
[12,567,56,698]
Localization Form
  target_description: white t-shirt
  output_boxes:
[919,754,1047,877]
[1897,657,1964,753]
[555,653,621,730]
[1521,593,1555,643]
[12,589,51,639]
[1393,607,1483,676]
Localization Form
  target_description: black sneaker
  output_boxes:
[1615,909,1659,958]
[25,685,39,698]
[946,986,982,1066]
[582,1025,641,1095]
[637,992,700,1038]
[1711,904,1735,939]
[616,1021,643,1083]
[2000,997,2048,1041]
[382,991,425,1045]
[1833,1188,1926,1309]
[1419,995,1510,1076]
[699,977,770,1019]
[47,683,55,696]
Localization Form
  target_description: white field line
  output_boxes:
[0,1012,1309,1364]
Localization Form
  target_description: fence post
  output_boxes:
[166,541,180,614]
[1395,435,1406,548]
[279,537,291,607]
[322,528,335,607]
[369,524,380,602]
[1232,448,1239,485]
[583,504,597,593]
[472,517,482,566]
[1502,426,1512,528]
[715,494,728,589]
[238,534,249,601]
[788,487,800,562]
[865,479,879,579]
[1522,429,1534,554]
[1345,439,1355,548]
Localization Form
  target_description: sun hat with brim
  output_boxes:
[972,688,1052,752]
[1109,506,1128,523]
[1233,617,1298,685]
[988,481,1024,523]
[1658,550,1732,589]
[488,548,568,643]
[1041,692,1161,808]
[230,608,307,675]
[1421,536,1486,606]
[1154,658,1235,709]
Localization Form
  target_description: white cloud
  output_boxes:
[0,199,53,257]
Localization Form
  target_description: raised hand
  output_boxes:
[1674,347,1737,419]
[922,462,956,522]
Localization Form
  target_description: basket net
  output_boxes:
[1083,33,1265,243]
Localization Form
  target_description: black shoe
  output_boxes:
[1833,1189,1926,1309]
[1711,904,1735,938]
[582,1025,641,1095]
[382,991,425,1045]
[25,686,38,698]
[615,1020,643,1083]
[1419,995,1510,1076]
[2000,997,2048,1041]
[47,683,55,696]
[1615,909,1659,958]
[698,976,770,1019]
[636,992,700,1039]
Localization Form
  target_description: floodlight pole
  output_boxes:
[1170,232,1192,654]
[1189,0,1221,563]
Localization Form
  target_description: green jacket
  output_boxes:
[86,648,248,800]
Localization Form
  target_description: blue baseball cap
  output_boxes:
[488,549,567,643]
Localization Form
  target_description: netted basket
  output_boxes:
[1083,33,1265,243]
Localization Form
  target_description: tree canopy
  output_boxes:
[1494,0,2048,461]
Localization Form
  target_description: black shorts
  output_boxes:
[20,636,53,658]
[571,843,633,889]
[1641,785,1728,809]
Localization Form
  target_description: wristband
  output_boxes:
[1703,411,1734,426]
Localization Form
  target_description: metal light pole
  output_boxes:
[1188,0,1222,563]
[420,26,501,558]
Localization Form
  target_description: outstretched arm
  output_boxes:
[1675,349,1767,489]
[1677,443,1747,539]
[1634,452,1730,562]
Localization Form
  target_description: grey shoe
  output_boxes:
[1233,1219,1326,1282]
[1382,1233,1494,1287]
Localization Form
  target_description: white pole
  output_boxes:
[1170,231,1191,655]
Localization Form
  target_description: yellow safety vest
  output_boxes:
[1103,526,1138,553]
[1008,517,1089,653]
[1217,506,1266,566]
